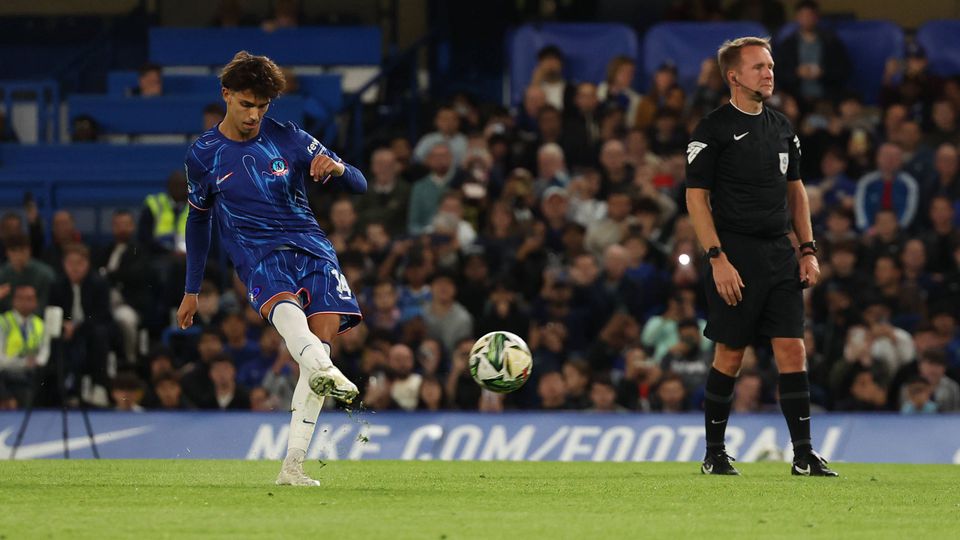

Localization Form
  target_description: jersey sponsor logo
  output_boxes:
[248,286,262,304]
[734,131,749,141]
[307,139,320,155]
[269,158,289,177]
[687,141,707,164]
[779,153,789,175]
[793,135,801,155]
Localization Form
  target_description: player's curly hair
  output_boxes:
[219,51,286,99]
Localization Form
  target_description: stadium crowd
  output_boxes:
[1,2,960,416]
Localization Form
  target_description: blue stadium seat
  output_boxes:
[149,27,381,66]
[507,23,639,105]
[0,144,188,213]
[68,95,304,135]
[642,22,768,93]
[831,20,904,105]
[917,20,960,77]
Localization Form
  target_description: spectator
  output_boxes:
[650,373,688,412]
[660,318,712,391]
[529,45,573,112]
[202,102,225,132]
[220,312,259,374]
[134,63,162,97]
[0,284,47,407]
[842,297,915,380]
[365,280,403,338]
[633,62,677,130]
[456,250,490,317]
[532,143,569,199]
[417,376,445,411]
[427,191,477,250]
[835,367,888,411]
[203,355,249,410]
[909,349,960,412]
[236,326,281,390]
[900,376,937,414]
[261,346,297,411]
[422,271,473,355]
[408,143,463,234]
[897,120,934,184]
[180,328,225,407]
[775,0,850,106]
[355,147,411,232]
[813,147,856,210]
[616,345,660,411]
[687,59,727,117]
[48,243,113,405]
[261,0,303,31]
[41,210,81,271]
[476,277,528,341]
[921,144,960,215]
[387,344,422,411]
[923,196,960,278]
[861,211,904,271]
[731,369,765,413]
[588,375,628,412]
[562,82,601,168]
[562,359,592,409]
[597,56,641,126]
[585,191,634,258]
[641,288,707,362]
[151,371,194,410]
[445,337,481,410]
[111,371,145,412]
[327,197,359,253]
[95,210,154,363]
[924,100,960,148]
[854,143,920,231]
[537,370,569,410]
[140,170,190,255]
[597,139,634,198]
[0,234,55,313]
[414,105,469,166]
[71,114,100,143]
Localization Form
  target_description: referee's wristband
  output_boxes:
[800,251,817,259]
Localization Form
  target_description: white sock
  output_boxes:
[286,367,325,460]
[270,301,333,371]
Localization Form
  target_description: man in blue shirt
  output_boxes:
[176,51,367,486]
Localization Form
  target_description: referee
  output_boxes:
[685,37,837,477]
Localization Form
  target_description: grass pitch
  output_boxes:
[1,460,957,539]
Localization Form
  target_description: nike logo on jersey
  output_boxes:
[710,419,727,425]
[216,171,234,184]
[687,141,707,164]
[734,132,749,141]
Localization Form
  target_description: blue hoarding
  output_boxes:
[1,411,958,464]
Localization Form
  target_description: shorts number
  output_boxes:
[330,269,353,299]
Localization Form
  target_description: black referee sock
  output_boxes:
[779,371,812,456]
[704,367,737,451]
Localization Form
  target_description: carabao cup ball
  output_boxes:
[468,331,533,393]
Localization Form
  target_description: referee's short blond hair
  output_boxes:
[717,36,772,88]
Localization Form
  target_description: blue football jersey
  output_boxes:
[184,118,352,282]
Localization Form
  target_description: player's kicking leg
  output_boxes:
[773,338,838,477]
[265,296,357,486]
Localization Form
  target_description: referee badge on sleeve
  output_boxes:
[687,141,707,164]
[779,153,789,175]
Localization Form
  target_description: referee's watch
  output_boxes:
[706,246,723,259]
[799,240,818,254]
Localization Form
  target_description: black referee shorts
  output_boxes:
[703,231,804,349]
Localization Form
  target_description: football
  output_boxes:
[468,331,533,393]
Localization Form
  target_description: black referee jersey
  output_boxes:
[685,103,802,238]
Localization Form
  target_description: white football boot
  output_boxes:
[275,456,321,487]
[307,364,359,404]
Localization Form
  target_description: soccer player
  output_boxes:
[685,37,838,476]
[176,51,367,486]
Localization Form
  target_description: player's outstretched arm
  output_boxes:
[310,153,367,193]
[178,206,212,329]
